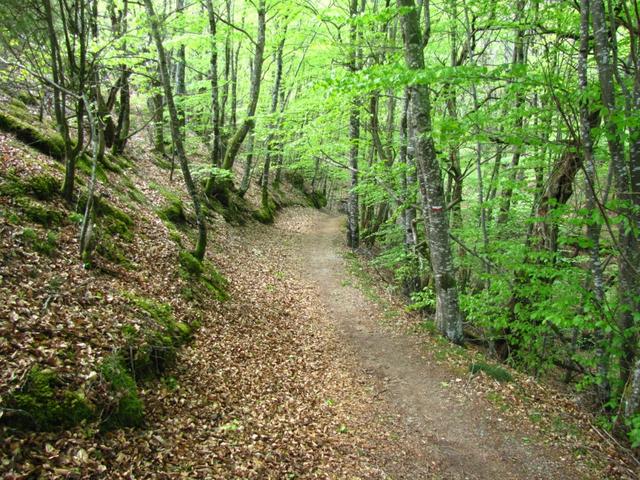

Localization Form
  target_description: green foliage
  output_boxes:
[191,164,234,183]
[627,415,640,448]
[408,287,436,313]
[470,361,514,383]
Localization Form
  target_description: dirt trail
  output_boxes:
[290,212,579,480]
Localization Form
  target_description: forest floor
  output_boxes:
[1,117,638,477]
[101,204,634,479]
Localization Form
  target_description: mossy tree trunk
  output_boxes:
[260,27,286,215]
[144,0,207,261]
[206,0,265,200]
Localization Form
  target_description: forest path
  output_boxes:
[288,210,579,480]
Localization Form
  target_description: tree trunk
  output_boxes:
[144,0,207,260]
[346,0,360,249]
[205,0,222,168]
[219,0,265,172]
[591,0,640,394]
[260,28,286,214]
[398,0,463,343]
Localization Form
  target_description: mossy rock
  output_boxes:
[126,292,175,327]
[78,195,134,242]
[0,111,66,160]
[202,262,229,301]
[307,191,327,209]
[253,204,275,224]
[178,252,229,302]
[16,91,38,107]
[95,235,132,268]
[100,355,144,429]
[0,172,61,201]
[158,198,187,225]
[469,361,513,383]
[77,155,109,183]
[22,228,58,256]
[179,250,203,276]
[17,197,63,226]
[4,367,94,431]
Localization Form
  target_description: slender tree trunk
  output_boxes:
[579,0,609,404]
[175,0,186,139]
[238,130,255,197]
[347,0,360,249]
[219,0,265,172]
[205,0,222,168]
[44,0,74,202]
[497,0,527,225]
[261,29,286,214]
[144,0,207,260]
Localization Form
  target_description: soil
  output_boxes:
[279,209,597,479]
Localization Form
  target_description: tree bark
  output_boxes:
[144,0,207,260]
[591,0,640,393]
[347,0,360,249]
[220,0,265,172]
[398,0,463,343]
[205,0,222,168]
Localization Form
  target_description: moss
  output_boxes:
[100,355,144,429]
[22,228,58,256]
[179,250,203,276]
[174,321,193,339]
[78,196,134,242]
[16,92,38,107]
[28,174,61,200]
[469,361,513,383]
[76,155,109,183]
[307,191,327,209]
[177,251,229,302]
[17,197,63,226]
[168,229,183,247]
[0,172,61,201]
[126,293,175,327]
[158,198,187,225]
[253,204,275,224]
[202,262,229,301]
[127,185,146,205]
[120,295,197,379]
[96,236,132,268]
[0,111,66,160]
[6,367,94,431]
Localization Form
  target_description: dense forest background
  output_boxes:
[1,0,640,458]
